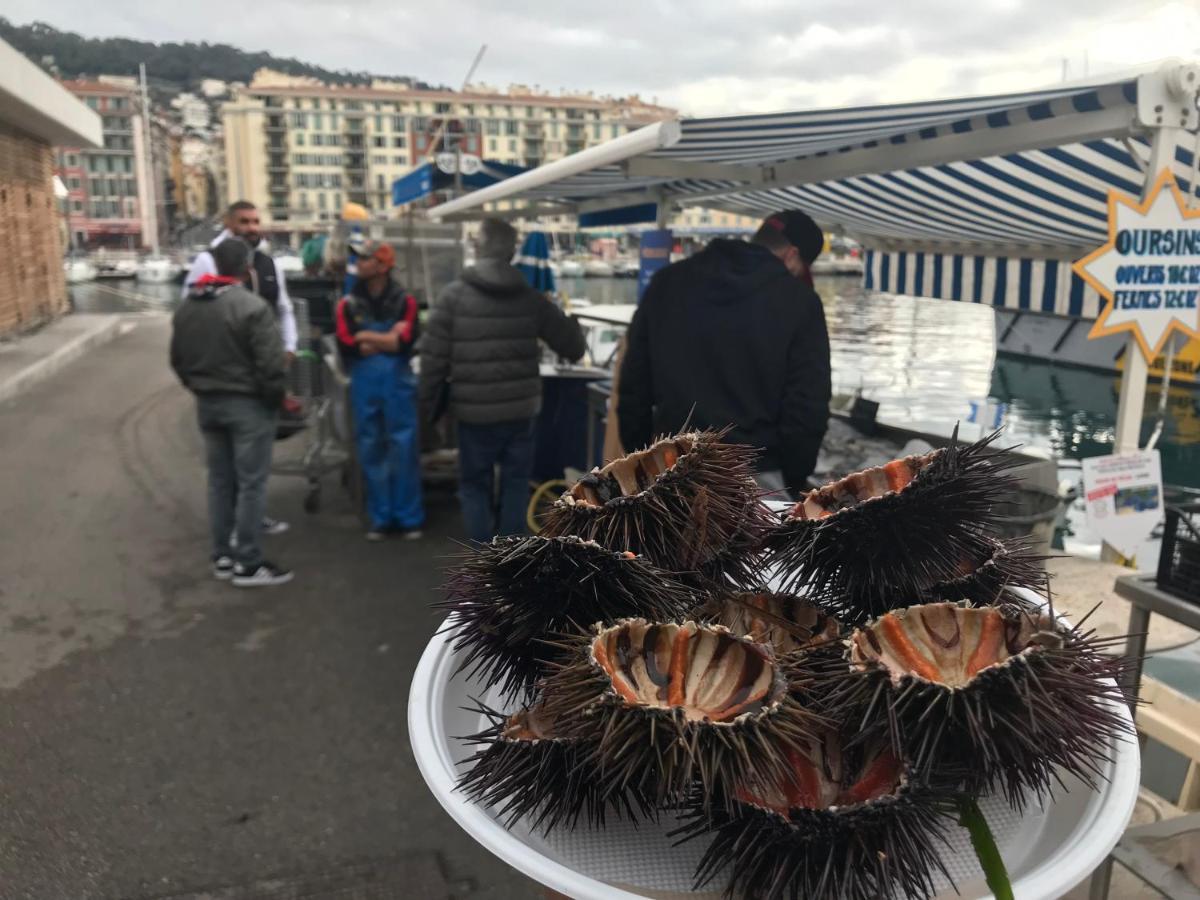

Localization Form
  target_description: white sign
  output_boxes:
[435,152,482,175]
[1081,449,1163,558]
[1074,169,1200,362]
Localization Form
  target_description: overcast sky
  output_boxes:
[7,1,1199,114]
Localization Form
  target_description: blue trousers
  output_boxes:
[350,354,424,530]
[457,419,536,543]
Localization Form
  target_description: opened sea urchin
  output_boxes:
[436,535,694,700]
[538,618,823,811]
[700,590,842,658]
[766,429,1020,622]
[540,430,773,586]
[676,730,957,900]
[457,701,657,833]
[836,601,1132,809]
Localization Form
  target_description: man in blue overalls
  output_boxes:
[335,240,425,540]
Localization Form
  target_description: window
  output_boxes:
[318,192,327,210]
[88,178,101,195]
[464,103,474,115]
[393,155,406,165]
[311,98,321,109]
[124,178,136,195]
[374,115,383,131]
[290,112,306,128]
[391,115,406,131]
[328,98,337,109]
[372,136,386,148]
[547,108,557,119]
[526,106,534,117]
[435,102,451,114]
[485,120,499,135]
[508,139,517,152]
[67,177,80,190]
[344,100,363,111]
[550,122,559,137]
[391,136,406,148]
[376,174,385,190]
[373,102,383,112]
[298,192,309,209]
[334,191,342,207]
[112,97,127,110]
[312,112,323,130]
[296,133,306,146]
[411,116,428,131]
[488,138,497,152]
[611,124,620,138]
[312,133,322,147]
[66,153,79,168]
[330,114,339,130]
[71,199,83,212]
[85,97,98,110]
[371,155,388,165]
[504,120,518,135]
[123,157,133,173]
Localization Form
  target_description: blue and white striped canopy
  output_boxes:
[431,65,1200,317]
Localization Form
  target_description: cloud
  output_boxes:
[4,0,1193,115]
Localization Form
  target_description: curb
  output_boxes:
[0,316,130,406]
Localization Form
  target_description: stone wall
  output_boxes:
[0,121,67,337]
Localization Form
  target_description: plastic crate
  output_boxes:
[1156,501,1200,604]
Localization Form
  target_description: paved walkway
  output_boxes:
[0,317,532,898]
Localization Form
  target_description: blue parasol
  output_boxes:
[515,231,556,293]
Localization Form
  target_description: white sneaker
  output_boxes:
[212,555,235,580]
[262,516,290,536]
[231,560,294,587]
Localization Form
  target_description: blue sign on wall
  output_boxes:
[638,229,673,301]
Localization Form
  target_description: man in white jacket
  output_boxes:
[183,200,297,536]
[183,201,298,357]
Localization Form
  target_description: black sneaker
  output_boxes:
[212,555,235,580]
[231,560,294,588]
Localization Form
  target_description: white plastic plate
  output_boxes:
[409,590,1140,900]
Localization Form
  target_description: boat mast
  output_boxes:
[138,62,159,255]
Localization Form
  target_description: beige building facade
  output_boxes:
[221,71,675,238]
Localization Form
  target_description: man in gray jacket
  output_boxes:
[420,218,586,542]
[171,239,293,587]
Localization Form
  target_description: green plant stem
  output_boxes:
[958,795,1014,900]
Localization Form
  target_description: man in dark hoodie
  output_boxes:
[420,218,586,542]
[618,210,831,497]
[336,240,424,541]
[170,239,293,587]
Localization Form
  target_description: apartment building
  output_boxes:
[56,79,158,249]
[221,72,674,238]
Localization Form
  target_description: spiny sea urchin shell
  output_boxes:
[538,618,825,811]
[435,535,695,700]
[457,701,656,833]
[699,590,842,658]
[926,535,1049,606]
[540,430,773,587]
[834,601,1132,809]
[765,429,1021,623]
[675,730,958,900]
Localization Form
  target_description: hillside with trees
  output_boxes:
[0,18,443,91]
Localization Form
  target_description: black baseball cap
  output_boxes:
[761,210,824,264]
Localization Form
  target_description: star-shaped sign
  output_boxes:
[1075,168,1200,362]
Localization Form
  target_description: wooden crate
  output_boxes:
[0,121,68,338]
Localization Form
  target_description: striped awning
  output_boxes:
[429,63,1200,316]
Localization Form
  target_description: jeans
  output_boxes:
[457,419,536,543]
[196,393,277,566]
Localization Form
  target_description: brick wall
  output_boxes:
[0,121,68,337]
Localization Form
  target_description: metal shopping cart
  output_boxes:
[270,298,358,514]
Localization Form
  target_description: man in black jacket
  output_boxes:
[420,218,586,542]
[618,210,831,496]
[171,239,292,587]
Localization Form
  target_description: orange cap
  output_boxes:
[358,239,395,270]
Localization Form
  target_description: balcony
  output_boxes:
[265,118,287,133]
[565,141,585,155]
[344,155,367,172]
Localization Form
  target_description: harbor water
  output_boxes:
[73,273,1200,490]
